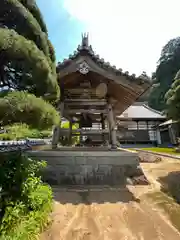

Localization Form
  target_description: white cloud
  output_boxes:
[64,0,180,76]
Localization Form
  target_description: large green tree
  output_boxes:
[0,91,60,129]
[165,72,180,121]
[148,37,180,111]
[0,0,59,101]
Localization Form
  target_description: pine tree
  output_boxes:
[0,0,59,101]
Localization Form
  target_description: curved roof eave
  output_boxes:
[57,34,151,88]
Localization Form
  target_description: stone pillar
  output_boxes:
[107,103,117,149]
[69,119,73,145]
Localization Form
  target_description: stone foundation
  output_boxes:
[27,150,143,186]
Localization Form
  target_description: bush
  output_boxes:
[60,122,80,146]
[0,124,52,140]
[0,91,60,129]
[0,151,52,239]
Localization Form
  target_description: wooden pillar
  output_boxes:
[52,125,60,149]
[101,113,106,144]
[68,119,72,145]
[137,121,139,130]
[107,102,117,149]
[79,118,83,145]
[59,102,64,116]
[146,121,149,130]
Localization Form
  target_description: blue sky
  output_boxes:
[37,0,180,76]
[36,0,85,60]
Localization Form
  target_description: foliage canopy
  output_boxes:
[0,0,59,100]
[148,37,180,111]
[0,28,59,99]
[0,91,60,129]
[19,0,48,33]
[165,73,180,121]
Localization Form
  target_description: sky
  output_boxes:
[37,0,180,76]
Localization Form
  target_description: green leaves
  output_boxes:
[18,0,48,34]
[0,123,51,140]
[148,37,180,111]
[0,28,59,99]
[0,0,59,100]
[0,152,52,239]
[166,77,180,121]
[60,122,80,146]
[1,0,49,56]
[0,91,60,129]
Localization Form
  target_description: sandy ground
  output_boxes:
[41,158,180,240]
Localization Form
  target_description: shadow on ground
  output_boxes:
[158,171,180,204]
[52,185,140,204]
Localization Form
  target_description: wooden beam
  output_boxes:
[65,102,106,106]
[64,109,107,114]
[65,99,106,102]
[64,89,96,93]
[59,128,109,136]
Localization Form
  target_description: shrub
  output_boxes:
[0,91,60,129]
[0,124,52,140]
[60,122,80,146]
[0,151,52,239]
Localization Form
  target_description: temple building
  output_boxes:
[117,101,166,145]
[56,33,152,148]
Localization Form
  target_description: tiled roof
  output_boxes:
[57,33,150,85]
[117,102,166,119]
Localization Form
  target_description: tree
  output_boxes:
[0,91,60,129]
[0,0,59,101]
[165,72,180,121]
[19,0,48,34]
[148,37,180,111]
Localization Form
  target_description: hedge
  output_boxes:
[0,124,52,140]
[0,92,60,129]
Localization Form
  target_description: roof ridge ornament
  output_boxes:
[81,32,89,47]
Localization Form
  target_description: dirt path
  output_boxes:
[41,159,180,240]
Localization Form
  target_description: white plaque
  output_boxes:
[78,61,90,75]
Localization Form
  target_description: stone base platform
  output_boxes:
[51,146,112,151]
[27,149,144,186]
